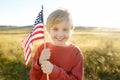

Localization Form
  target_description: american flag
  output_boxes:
[22,9,44,66]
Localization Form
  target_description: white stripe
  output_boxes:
[22,34,30,48]
[25,47,30,61]
[24,30,43,52]
[34,23,43,28]
[32,28,44,35]
[25,53,31,66]
[24,37,32,53]
[32,33,44,40]
[23,25,43,51]
[25,42,32,60]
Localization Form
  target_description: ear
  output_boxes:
[71,26,74,30]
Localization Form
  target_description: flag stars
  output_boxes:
[34,10,43,26]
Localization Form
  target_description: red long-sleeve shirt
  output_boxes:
[30,42,83,80]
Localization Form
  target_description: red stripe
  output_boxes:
[32,30,44,36]
[22,23,44,66]
[25,47,31,62]
[25,48,31,67]
[24,35,31,50]
[24,25,43,51]
[25,42,32,56]
[32,36,44,42]
[33,25,43,32]
[22,34,29,48]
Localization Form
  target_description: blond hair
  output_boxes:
[46,9,73,32]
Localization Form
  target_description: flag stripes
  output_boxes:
[22,9,44,66]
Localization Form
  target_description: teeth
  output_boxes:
[58,38,62,40]
[56,38,64,41]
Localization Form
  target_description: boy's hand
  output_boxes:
[41,60,53,74]
[39,48,51,64]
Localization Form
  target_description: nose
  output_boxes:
[57,31,64,37]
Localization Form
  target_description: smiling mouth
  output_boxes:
[56,38,64,41]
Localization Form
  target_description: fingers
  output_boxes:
[39,49,53,74]
[41,61,53,74]
[42,49,51,57]
[39,48,51,64]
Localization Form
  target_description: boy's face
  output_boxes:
[49,21,72,46]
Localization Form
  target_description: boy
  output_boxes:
[30,9,83,80]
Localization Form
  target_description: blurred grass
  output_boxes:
[0,28,120,80]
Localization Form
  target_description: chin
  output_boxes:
[56,44,65,46]
[53,39,68,46]
[55,42,66,46]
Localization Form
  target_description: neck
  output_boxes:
[52,42,70,47]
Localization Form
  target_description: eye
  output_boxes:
[63,28,68,31]
[52,27,58,31]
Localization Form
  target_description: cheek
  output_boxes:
[65,31,71,38]
[49,31,56,37]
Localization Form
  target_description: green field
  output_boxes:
[0,27,120,80]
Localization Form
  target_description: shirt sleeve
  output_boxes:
[30,45,44,80]
[49,48,84,80]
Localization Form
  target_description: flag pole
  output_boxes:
[42,5,50,80]
[42,5,46,49]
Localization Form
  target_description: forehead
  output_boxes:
[52,21,71,28]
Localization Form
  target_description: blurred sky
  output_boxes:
[0,0,120,28]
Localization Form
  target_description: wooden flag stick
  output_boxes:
[42,5,50,80]
[43,19,49,80]
[43,27,49,80]
[43,20,49,80]
[47,74,49,80]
